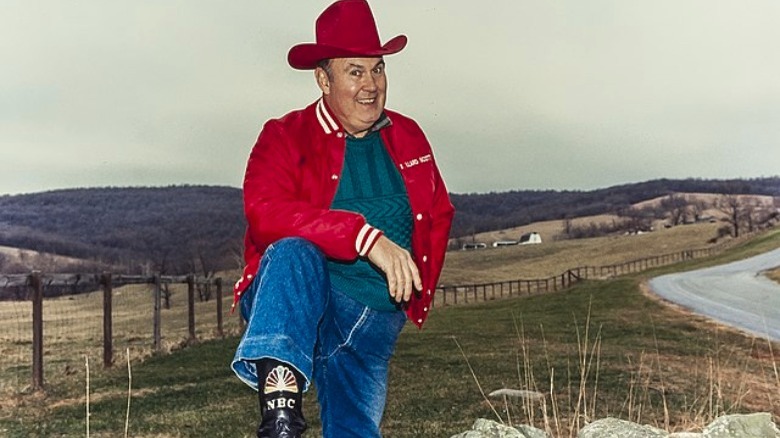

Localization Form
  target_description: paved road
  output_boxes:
[648,247,780,342]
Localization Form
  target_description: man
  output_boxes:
[230,1,454,437]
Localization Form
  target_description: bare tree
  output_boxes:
[717,195,743,238]
[743,199,761,234]
[562,216,573,238]
[660,193,690,226]
[617,206,654,234]
[689,198,708,222]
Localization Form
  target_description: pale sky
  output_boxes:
[2,0,779,196]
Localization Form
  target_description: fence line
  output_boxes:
[0,272,233,392]
[0,238,744,393]
[432,246,720,308]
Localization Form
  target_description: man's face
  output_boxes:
[317,57,387,137]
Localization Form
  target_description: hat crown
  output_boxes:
[287,0,406,70]
[316,0,381,51]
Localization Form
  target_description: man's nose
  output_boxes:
[362,73,378,91]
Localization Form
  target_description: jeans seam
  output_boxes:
[321,360,330,432]
[326,306,370,360]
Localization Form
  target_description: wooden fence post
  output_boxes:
[102,273,113,368]
[216,278,224,338]
[153,274,162,353]
[30,271,44,391]
[187,275,197,344]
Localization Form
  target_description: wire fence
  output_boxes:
[0,273,243,397]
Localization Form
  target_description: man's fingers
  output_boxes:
[401,263,412,302]
[409,258,422,291]
[390,259,406,302]
[387,258,399,300]
[366,235,422,303]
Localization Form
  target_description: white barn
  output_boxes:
[519,232,542,245]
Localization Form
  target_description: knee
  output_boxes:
[266,238,325,264]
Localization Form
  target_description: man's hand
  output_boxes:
[367,235,422,303]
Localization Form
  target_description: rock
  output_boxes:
[449,419,550,438]
[515,423,550,438]
[489,388,546,402]
[577,417,668,438]
[450,414,780,438]
[450,431,485,438]
[702,413,780,438]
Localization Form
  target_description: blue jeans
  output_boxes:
[231,238,407,437]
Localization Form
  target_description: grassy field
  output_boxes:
[1,227,779,437]
[441,222,724,285]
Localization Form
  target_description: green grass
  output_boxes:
[2,230,779,437]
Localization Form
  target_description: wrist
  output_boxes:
[356,224,383,257]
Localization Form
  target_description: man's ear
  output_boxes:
[315,67,330,95]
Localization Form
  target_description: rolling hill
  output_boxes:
[0,185,245,274]
[0,177,777,274]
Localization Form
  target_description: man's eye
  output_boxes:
[350,70,362,76]
[373,67,384,74]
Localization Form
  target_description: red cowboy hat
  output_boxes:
[287,0,407,70]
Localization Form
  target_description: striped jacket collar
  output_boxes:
[315,98,391,136]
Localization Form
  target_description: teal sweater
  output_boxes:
[327,131,412,311]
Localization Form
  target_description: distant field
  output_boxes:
[0,245,88,270]
[633,192,776,210]
[441,222,724,285]
[465,192,776,248]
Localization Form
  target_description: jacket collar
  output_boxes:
[315,98,392,136]
[316,98,340,134]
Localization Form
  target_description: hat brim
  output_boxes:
[287,35,407,70]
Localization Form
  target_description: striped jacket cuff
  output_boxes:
[356,224,384,257]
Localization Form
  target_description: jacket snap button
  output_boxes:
[422,255,428,262]
[416,213,423,221]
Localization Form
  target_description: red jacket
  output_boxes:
[234,99,454,328]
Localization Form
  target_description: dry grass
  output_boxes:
[449,284,780,437]
[441,222,723,285]
[765,267,780,285]
[0,245,91,271]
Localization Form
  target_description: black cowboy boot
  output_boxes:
[255,359,307,438]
